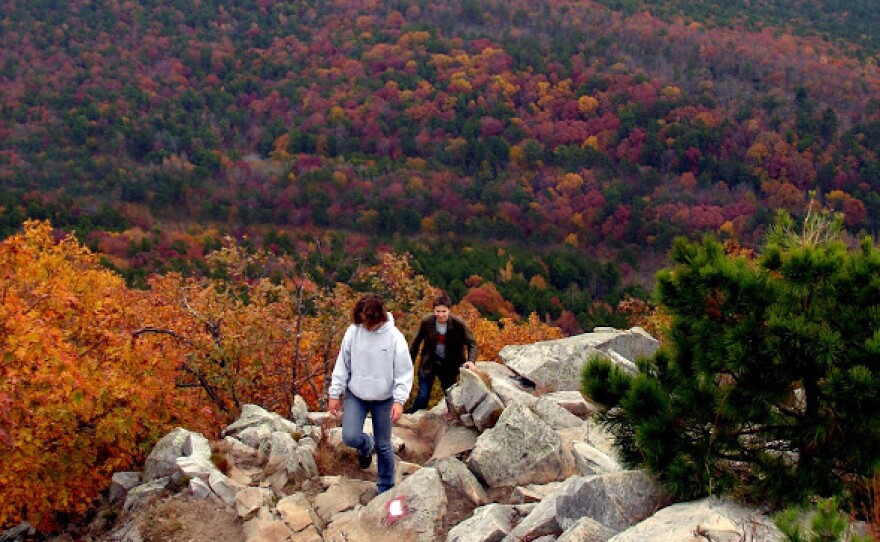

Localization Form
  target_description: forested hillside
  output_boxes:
[2,0,880,328]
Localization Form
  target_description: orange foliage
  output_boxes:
[462,282,516,318]
[0,222,210,529]
[454,302,562,362]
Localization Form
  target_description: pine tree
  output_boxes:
[584,207,880,508]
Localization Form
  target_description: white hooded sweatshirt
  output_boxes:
[328,313,414,404]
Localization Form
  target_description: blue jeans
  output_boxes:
[342,392,395,493]
[410,368,458,412]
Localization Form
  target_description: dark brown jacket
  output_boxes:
[409,314,477,378]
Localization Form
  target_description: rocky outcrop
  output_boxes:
[499,327,659,391]
[467,402,577,488]
[101,326,783,542]
[607,496,785,542]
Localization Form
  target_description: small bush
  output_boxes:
[775,497,876,542]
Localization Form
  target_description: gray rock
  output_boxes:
[557,516,617,542]
[188,477,215,500]
[242,507,295,542]
[222,404,277,437]
[143,428,209,482]
[486,375,538,407]
[0,522,33,542]
[430,457,489,506]
[453,369,495,413]
[182,432,212,459]
[471,392,505,431]
[499,327,658,392]
[508,476,584,541]
[429,397,449,415]
[555,470,669,532]
[313,478,376,523]
[208,470,246,505]
[234,487,274,520]
[175,455,217,482]
[446,504,516,542]
[290,395,310,426]
[122,477,170,512]
[572,441,622,475]
[276,492,322,533]
[259,430,316,485]
[467,403,576,488]
[543,390,596,417]
[511,482,562,504]
[109,472,141,503]
[608,496,784,542]
[235,424,272,449]
[431,425,479,461]
[531,397,585,429]
[326,467,447,542]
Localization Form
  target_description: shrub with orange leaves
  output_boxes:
[455,301,562,362]
[0,222,210,530]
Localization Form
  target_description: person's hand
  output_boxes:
[391,402,404,423]
[328,398,341,417]
[463,361,476,371]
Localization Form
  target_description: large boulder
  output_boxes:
[509,471,667,540]
[325,467,447,542]
[554,470,669,532]
[608,496,784,542]
[143,428,211,482]
[499,327,658,392]
[466,402,576,488]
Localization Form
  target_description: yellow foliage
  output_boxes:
[577,95,599,116]
[557,172,584,194]
[582,135,600,150]
[660,85,682,98]
[529,275,548,290]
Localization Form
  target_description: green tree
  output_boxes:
[584,209,880,508]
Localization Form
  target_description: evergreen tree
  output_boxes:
[584,207,880,508]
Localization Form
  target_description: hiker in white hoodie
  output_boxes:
[327,293,413,494]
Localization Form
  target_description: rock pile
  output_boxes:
[106,327,783,542]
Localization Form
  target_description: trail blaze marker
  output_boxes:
[385,496,407,524]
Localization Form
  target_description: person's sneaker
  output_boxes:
[358,437,374,469]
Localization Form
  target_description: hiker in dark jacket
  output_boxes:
[407,292,477,412]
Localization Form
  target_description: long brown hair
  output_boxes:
[352,293,389,329]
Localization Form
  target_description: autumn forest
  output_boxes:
[2,0,880,531]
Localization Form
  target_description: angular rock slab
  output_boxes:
[499,327,658,392]
[430,425,478,461]
[608,496,784,542]
[446,503,516,542]
[429,456,489,506]
[143,427,210,482]
[557,516,618,542]
[555,470,669,532]
[467,402,576,488]
[325,467,447,542]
